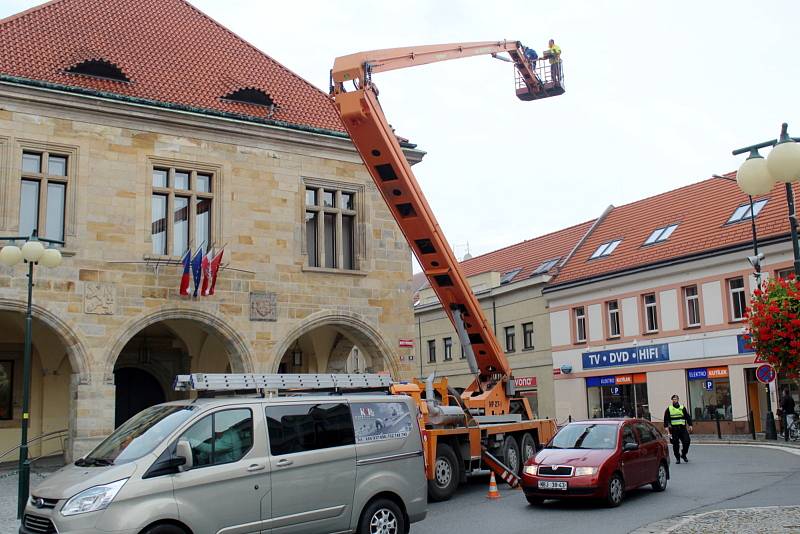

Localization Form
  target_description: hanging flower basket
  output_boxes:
[744,273,800,379]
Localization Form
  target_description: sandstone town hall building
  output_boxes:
[0,0,421,461]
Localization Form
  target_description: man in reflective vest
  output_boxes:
[663,394,693,463]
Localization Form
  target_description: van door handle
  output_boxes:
[276,459,293,467]
[247,463,266,472]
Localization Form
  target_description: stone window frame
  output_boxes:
[301,177,366,274]
[0,136,7,230]
[145,157,222,260]
[11,140,79,244]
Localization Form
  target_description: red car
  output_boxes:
[521,419,670,507]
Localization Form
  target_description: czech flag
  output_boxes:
[191,247,204,297]
[178,248,192,296]
[208,248,224,296]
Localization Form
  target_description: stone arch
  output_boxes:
[104,307,253,380]
[272,310,399,377]
[0,297,90,380]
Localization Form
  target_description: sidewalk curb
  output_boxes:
[693,441,800,455]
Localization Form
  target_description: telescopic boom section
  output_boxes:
[331,41,543,383]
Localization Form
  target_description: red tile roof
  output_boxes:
[414,220,596,294]
[0,0,344,133]
[552,174,800,286]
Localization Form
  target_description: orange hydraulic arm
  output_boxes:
[331,41,557,396]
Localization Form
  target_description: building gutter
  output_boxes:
[543,232,794,294]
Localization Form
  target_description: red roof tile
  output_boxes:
[553,174,800,286]
[0,0,344,133]
[414,220,596,293]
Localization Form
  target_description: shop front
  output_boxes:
[686,366,733,433]
[515,375,539,417]
[586,373,649,420]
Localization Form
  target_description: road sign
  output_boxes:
[704,379,713,391]
[399,339,414,348]
[756,364,776,384]
[753,353,768,364]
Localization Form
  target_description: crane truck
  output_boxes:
[329,40,565,501]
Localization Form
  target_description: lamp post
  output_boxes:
[0,230,63,518]
[730,122,800,441]
[712,174,764,283]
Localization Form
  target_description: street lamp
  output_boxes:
[0,230,63,518]
[712,174,764,283]
[730,122,800,441]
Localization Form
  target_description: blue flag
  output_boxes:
[190,247,204,297]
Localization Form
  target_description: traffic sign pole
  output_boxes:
[755,364,778,440]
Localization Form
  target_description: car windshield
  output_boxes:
[547,423,618,450]
[83,405,197,465]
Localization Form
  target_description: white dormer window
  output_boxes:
[727,199,767,223]
[532,258,560,275]
[644,224,678,245]
[590,239,622,259]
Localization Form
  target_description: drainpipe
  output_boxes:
[492,298,497,336]
[417,315,423,378]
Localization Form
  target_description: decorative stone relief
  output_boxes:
[84,282,115,315]
[250,291,277,322]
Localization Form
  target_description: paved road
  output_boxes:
[412,444,800,534]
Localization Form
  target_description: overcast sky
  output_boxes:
[3,0,800,266]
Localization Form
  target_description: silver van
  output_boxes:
[21,374,427,534]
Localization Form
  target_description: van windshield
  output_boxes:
[82,405,197,465]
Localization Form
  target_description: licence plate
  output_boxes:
[538,480,567,490]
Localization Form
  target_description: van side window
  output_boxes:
[179,409,253,468]
[266,403,355,455]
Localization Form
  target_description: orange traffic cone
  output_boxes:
[486,472,501,499]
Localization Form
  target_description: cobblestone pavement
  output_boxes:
[0,464,60,534]
[633,506,800,533]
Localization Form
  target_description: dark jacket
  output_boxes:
[781,394,796,416]
[663,405,692,428]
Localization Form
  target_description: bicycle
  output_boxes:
[788,417,800,442]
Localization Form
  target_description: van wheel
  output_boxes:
[502,435,521,476]
[428,443,460,502]
[141,525,186,534]
[358,498,405,534]
[520,433,537,465]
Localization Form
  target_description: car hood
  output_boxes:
[31,460,140,500]
[535,448,614,467]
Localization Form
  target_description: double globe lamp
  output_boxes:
[736,125,800,209]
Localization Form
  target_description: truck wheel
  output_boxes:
[520,433,537,465]
[502,435,521,476]
[428,443,460,502]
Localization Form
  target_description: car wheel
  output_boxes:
[605,473,624,507]
[651,461,668,492]
[520,433,537,465]
[525,495,544,506]
[502,435,521,476]
[428,442,460,502]
[142,525,187,534]
[358,498,405,534]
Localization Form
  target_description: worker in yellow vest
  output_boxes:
[547,39,562,84]
[663,394,693,463]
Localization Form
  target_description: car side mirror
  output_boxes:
[175,439,193,472]
[623,442,639,452]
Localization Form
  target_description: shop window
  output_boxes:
[304,182,358,270]
[687,367,732,421]
[643,293,659,332]
[606,300,621,338]
[0,360,12,420]
[522,322,534,350]
[427,340,436,363]
[574,306,587,343]
[727,277,747,321]
[683,286,701,327]
[586,374,649,419]
[504,326,515,353]
[443,337,452,361]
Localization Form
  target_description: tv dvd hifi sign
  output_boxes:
[582,343,670,370]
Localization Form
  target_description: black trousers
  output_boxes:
[671,426,690,458]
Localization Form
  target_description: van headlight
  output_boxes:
[61,479,127,516]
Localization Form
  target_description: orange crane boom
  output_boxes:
[331,40,562,414]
